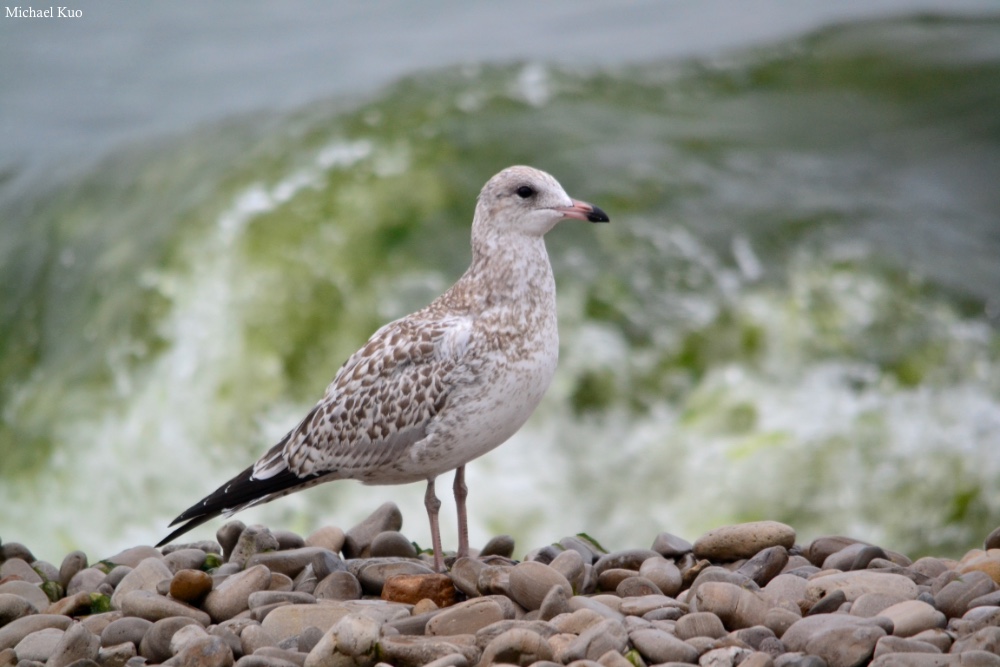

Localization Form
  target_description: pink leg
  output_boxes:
[453,465,469,558]
[424,477,444,572]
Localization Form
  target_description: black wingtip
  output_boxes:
[155,512,220,548]
[587,205,610,223]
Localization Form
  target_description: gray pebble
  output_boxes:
[272,530,306,551]
[356,560,435,596]
[448,558,485,598]
[479,535,515,559]
[369,531,419,559]
[297,626,323,654]
[694,522,796,562]
[695,581,776,630]
[985,527,1000,551]
[13,627,65,662]
[247,591,316,609]
[549,549,586,594]
[936,572,998,619]
[951,626,1000,655]
[0,558,42,584]
[163,548,208,574]
[375,635,480,667]
[593,549,661,577]
[0,593,38,626]
[638,556,681,597]
[313,571,362,601]
[563,618,628,662]
[425,598,505,636]
[101,618,154,648]
[806,536,864,568]
[139,617,201,663]
[247,548,345,580]
[233,656,299,667]
[230,526,281,569]
[110,558,173,610]
[171,635,234,667]
[216,521,246,562]
[675,611,727,639]
[478,628,553,665]
[0,542,34,563]
[651,532,693,559]
[507,561,573,612]
[204,565,272,623]
[782,615,887,667]
[119,590,211,625]
[0,580,49,612]
[342,502,403,559]
[59,551,88,588]
[559,535,606,563]
[98,641,137,667]
[304,527,345,555]
[0,614,73,651]
[738,546,790,587]
[615,576,661,598]
[104,546,163,569]
[68,568,107,596]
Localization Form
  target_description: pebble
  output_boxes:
[119,589,212,625]
[110,557,173,609]
[204,565,272,623]
[369,531,419,559]
[480,535,516,559]
[0,580,49,612]
[0,593,37,627]
[592,549,662,577]
[13,627,65,662]
[216,521,247,562]
[651,531,694,558]
[313,572,362,601]
[935,571,997,618]
[170,569,215,604]
[375,634,480,667]
[380,573,455,607]
[342,502,404,559]
[67,567,107,596]
[46,622,100,667]
[246,548,345,580]
[782,615,887,667]
[106,546,163,568]
[448,558,485,598]
[878,599,947,637]
[101,617,154,647]
[426,597,505,636]
[562,618,628,662]
[164,548,209,574]
[507,561,573,611]
[305,526,346,555]
[693,522,796,561]
[695,581,777,630]
[806,570,919,604]
[738,546,790,586]
[58,551,88,588]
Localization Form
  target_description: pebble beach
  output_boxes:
[3,504,1000,667]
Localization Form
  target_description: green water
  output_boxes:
[1,15,999,562]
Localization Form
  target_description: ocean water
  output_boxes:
[1,10,999,564]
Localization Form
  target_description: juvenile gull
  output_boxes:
[157,165,609,570]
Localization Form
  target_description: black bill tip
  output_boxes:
[587,205,610,223]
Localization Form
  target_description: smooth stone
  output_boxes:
[675,611,727,640]
[100,617,154,648]
[871,654,1000,667]
[738,547,790,587]
[878,600,946,637]
[104,547,163,569]
[849,592,911,618]
[806,537,865,568]
[821,543,877,572]
[695,582,775,630]
[164,549,209,574]
[270,530,305,551]
[651,532,694,558]
[561,618,628,663]
[985,528,1000,552]
[473,619,559,651]
[566,595,625,622]
[807,590,847,616]
[216,521,247,562]
[763,574,810,608]
[46,623,101,667]
[806,571,919,604]
[58,552,88,588]
[688,566,757,606]
[98,641,137,667]
[204,565,272,623]
[239,624,278,655]
[421,655,469,667]
[356,561,435,596]
[476,564,512,597]
[873,635,942,658]
[0,614,73,650]
[478,628,553,666]
[247,548,346,580]
[782,615,887,667]
[249,591,316,609]
[369,532,418,559]
[558,536,606,563]
[426,598,504,637]
[507,561,573,612]
[261,601,409,641]
[615,576,661,598]
[305,527,346,555]
[380,574,455,607]
[935,572,997,618]
[111,558,173,610]
[374,635,479,667]
[0,542,34,562]
[169,623,209,653]
[0,592,38,626]
[313,572,362,601]
[596,569,635,592]
[639,557,682,597]
[694,522,796,562]
[0,558,43,584]
[448,558,485,598]
[139,617,201,663]
[950,626,1000,654]
[79,611,123,637]
[549,550,586,594]
[230,526,282,569]
[618,594,685,617]
[0,580,49,612]
[291,566,317,595]
[172,635,235,667]
[342,503,403,559]
[170,569,215,604]
[13,627,64,662]
[959,555,1000,586]
[910,629,953,653]
[538,584,571,621]
[592,550,662,577]
[702,646,755,667]
[103,566,133,590]
[67,568,107,597]
[480,535,515,559]
[119,590,210,625]
[739,651,777,667]
[234,656,300,667]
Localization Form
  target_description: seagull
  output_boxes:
[157,165,609,571]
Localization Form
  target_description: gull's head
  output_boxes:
[473,165,609,239]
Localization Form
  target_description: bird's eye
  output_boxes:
[515,185,535,199]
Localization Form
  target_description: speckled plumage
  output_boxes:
[158,166,609,569]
